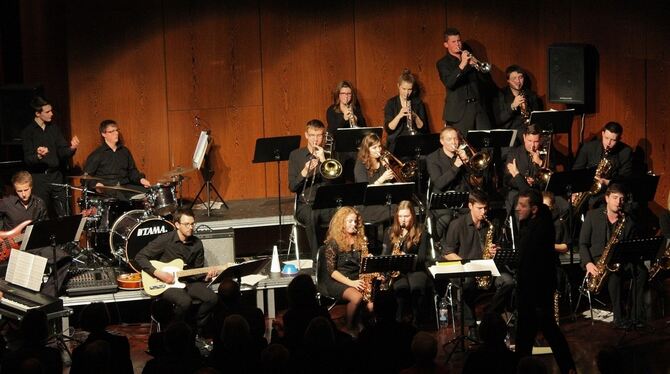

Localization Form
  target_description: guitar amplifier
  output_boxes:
[196,227,235,266]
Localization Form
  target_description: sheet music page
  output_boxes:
[429,259,500,277]
[464,259,500,276]
[429,261,465,277]
[6,249,47,291]
[241,274,267,286]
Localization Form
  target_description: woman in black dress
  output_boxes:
[325,80,367,132]
[383,69,429,153]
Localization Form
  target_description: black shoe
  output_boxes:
[614,319,631,330]
[467,325,481,343]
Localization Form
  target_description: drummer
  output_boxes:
[83,119,151,200]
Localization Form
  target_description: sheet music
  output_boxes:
[6,249,47,291]
[429,259,500,278]
[241,274,267,286]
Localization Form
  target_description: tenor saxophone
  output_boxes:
[572,150,613,212]
[648,241,670,281]
[475,218,495,289]
[584,213,626,294]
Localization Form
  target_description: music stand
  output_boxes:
[493,244,518,267]
[311,182,367,210]
[428,191,469,211]
[610,237,663,331]
[333,127,383,153]
[360,254,417,274]
[364,182,416,219]
[20,215,85,297]
[430,260,494,362]
[252,135,302,249]
[394,134,441,196]
[529,109,576,163]
[623,174,660,203]
[191,130,229,216]
[208,257,271,287]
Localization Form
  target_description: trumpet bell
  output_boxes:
[320,159,343,179]
[478,62,492,73]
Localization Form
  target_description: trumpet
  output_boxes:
[457,138,490,188]
[380,150,417,183]
[406,94,416,136]
[346,102,357,128]
[462,50,491,73]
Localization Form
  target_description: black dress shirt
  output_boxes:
[382,229,430,271]
[425,148,469,193]
[288,147,332,205]
[134,231,204,279]
[21,120,75,172]
[83,143,146,187]
[572,138,633,180]
[0,195,48,230]
[325,105,367,132]
[383,95,429,152]
[442,213,492,260]
[354,159,385,184]
[493,87,543,142]
[579,209,635,266]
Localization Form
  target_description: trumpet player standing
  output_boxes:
[384,69,429,153]
[288,119,335,261]
[436,27,493,133]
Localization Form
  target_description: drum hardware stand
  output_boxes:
[192,154,228,217]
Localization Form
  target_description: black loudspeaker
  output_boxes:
[0,84,43,145]
[548,44,597,111]
[197,227,236,266]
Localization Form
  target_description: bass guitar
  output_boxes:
[141,259,229,296]
[0,220,32,262]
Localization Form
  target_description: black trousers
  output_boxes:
[31,171,67,217]
[161,282,218,329]
[609,262,648,323]
[516,291,575,374]
[295,203,334,261]
[392,271,428,321]
[447,102,492,134]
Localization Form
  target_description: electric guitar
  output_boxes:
[141,259,229,296]
[0,220,32,262]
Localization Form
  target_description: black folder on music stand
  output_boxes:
[428,191,469,210]
[545,168,595,196]
[208,257,272,287]
[622,174,660,203]
[364,182,416,206]
[466,129,516,149]
[394,134,441,159]
[493,245,518,267]
[360,254,417,274]
[312,182,367,210]
[333,127,383,153]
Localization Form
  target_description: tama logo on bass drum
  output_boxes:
[137,226,169,236]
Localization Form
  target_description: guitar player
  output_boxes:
[0,171,70,296]
[134,208,219,335]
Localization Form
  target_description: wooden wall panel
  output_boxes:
[260,0,357,197]
[66,0,169,183]
[355,0,446,134]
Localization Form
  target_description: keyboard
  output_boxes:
[0,279,64,319]
[66,267,119,296]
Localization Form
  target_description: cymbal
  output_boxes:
[95,185,145,194]
[67,174,103,181]
[162,166,197,177]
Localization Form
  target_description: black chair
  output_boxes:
[315,245,338,311]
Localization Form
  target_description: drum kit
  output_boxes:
[62,166,196,272]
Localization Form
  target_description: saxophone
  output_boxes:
[358,240,383,302]
[388,230,407,281]
[648,241,670,281]
[475,218,495,289]
[572,150,613,212]
[584,213,626,294]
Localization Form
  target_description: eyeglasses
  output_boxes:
[339,92,352,96]
[105,129,119,133]
[179,222,196,227]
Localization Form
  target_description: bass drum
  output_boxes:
[109,210,175,272]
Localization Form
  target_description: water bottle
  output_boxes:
[438,297,450,328]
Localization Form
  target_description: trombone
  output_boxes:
[457,137,490,188]
[380,150,417,183]
[533,131,553,188]
[300,132,342,203]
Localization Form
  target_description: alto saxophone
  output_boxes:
[358,240,383,302]
[584,213,626,294]
[388,230,407,281]
[476,218,495,289]
[572,150,613,212]
[648,241,670,281]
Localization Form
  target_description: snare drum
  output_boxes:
[149,183,177,216]
[109,210,175,272]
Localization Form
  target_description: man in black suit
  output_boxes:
[493,65,543,144]
[579,183,642,328]
[572,121,633,210]
[515,189,576,374]
[436,28,492,133]
[504,124,548,213]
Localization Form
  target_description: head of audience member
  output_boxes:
[73,339,113,374]
[523,124,541,153]
[30,96,53,124]
[605,183,626,216]
[397,69,416,100]
[601,121,623,152]
[217,278,241,306]
[332,80,358,109]
[372,290,398,321]
[505,64,526,92]
[79,302,111,333]
[468,190,489,226]
[164,321,196,355]
[20,309,50,346]
[596,345,625,374]
[304,119,326,152]
[287,273,319,310]
[303,316,336,352]
[173,208,196,241]
[325,206,366,252]
[440,126,461,156]
[516,356,548,374]
[478,312,508,347]
[98,119,120,147]
[542,191,555,210]
[516,189,543,222]
[221,314,252,351]
[12,171,34,205]
[443,27,462,57]
[410,331,438,368]
[260,344,290,374]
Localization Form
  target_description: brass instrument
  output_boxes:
[359,239,383,302]
[648,240,670,281]
[518,90,531,126]
[389,229,407,281]
[380,150,418,183]
[319,132,343,179]
[583,213,626,294]
[346,103,357,128]
[475,217,495,289]
[406,95,416,136]
[457,137,491,188]
[533,132,553,187]
[463,50,491,73]
[572,151,612,212]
